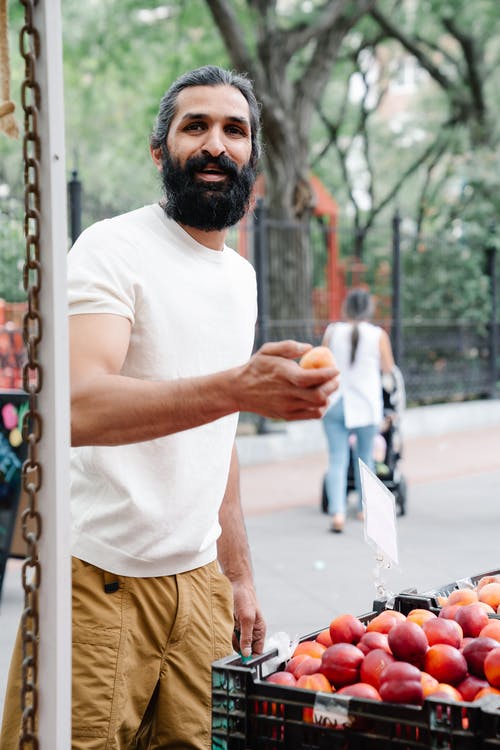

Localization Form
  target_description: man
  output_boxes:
[1,65,338,749]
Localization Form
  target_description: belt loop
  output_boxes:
[103,570,120,594]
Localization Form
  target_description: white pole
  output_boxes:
[34,1,72,746]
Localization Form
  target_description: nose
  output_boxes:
[201,126,226,158]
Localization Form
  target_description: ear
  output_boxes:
[150,145,163,171]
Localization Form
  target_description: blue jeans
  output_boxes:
[322,397,377,515]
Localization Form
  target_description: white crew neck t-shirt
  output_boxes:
[67,204,257,577]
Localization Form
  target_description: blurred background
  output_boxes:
[1,0,499,411]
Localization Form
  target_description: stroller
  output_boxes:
[321,366,408,517]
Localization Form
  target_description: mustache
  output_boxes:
[183,152,239,180]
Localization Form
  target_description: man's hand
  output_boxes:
[234,340,340,421]
[231,579,266,659]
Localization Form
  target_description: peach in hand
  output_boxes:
[299,346,336,369]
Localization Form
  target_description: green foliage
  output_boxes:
[0,204,25,303]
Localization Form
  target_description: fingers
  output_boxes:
[235,614,267,659]
[259,340,312,360]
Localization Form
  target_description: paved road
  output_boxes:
[241,424,500,637]
[1,423,499,714]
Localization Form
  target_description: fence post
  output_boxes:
[391,209,402,365]
[253,198,271,434]
[253,198,269,349]
[486,243,498,397]
[68,168,82,245]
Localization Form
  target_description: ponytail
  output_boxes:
[350,323,359,364]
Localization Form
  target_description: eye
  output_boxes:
[225,124,247,137]
[184,121,205,132]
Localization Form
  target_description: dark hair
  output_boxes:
[150,65,261,167]
[342,288,374,365]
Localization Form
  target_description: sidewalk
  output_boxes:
[238,400,500,516]
[1,400,499,712]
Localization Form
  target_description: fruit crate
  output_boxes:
[373,569,500,616]
[212,607,500,750]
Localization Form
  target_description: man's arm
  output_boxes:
[70,313,340,446]
[217,444,265,658]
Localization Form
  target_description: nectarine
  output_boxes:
[320,643,364,687]
[357,631,391,655]
[478,582,500,611]
[484,646,500,688]
[424,644,468,686]
[293,640,327,659]
[266,671,297,686]
[447,588,478,606]
[422,616,463,648]
[366,610,406,634]
[479,620,500,643]
[299,346,336,369]
[378,661,424,705]
[336,682,381,701]
[360,648,394,689]
[454,603,489,638]
[329,613,365,645]
[462,637,499,678]
[457,674,489,701]
[387,620,429,667]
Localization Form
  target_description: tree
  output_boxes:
[204,0,376,323]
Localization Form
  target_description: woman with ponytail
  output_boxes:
[321,288,395,532]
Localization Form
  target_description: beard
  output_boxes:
[160,149,256,231]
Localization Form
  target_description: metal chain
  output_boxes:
[19,0,42,747]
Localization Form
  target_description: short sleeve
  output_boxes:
[67,221,137,325]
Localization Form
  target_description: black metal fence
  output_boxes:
[234,204,500,406]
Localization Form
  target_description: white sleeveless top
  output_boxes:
[325,321,383,428]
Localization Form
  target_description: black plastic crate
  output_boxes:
[212,610,500,749]
[373,569,500,616]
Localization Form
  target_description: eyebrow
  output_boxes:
[179,112,250,128]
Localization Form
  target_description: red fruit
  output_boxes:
[293,640,327,659]
[422,617,463,648]
[266,671,297,686]
[336,683,382,700]
[379,661,424,705]
[387,620,429,667]
[329,613,365,645]
[427,684,463,702]
[358,631,391,655]
[294,657,323,679]
[484,647,500,688]
[319,643,364,687]
[286,654,310,678]
[360,648,395,689]
[316,628,333,648]
[296,673,332,692]
[457,675,489,701]
[424,644,468,686]
[462,637,500,678]
[454,603,489,638]
[439,604,461,620]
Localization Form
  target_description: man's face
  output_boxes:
[155,84,257,231]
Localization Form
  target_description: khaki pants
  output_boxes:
[1,558,234,749]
